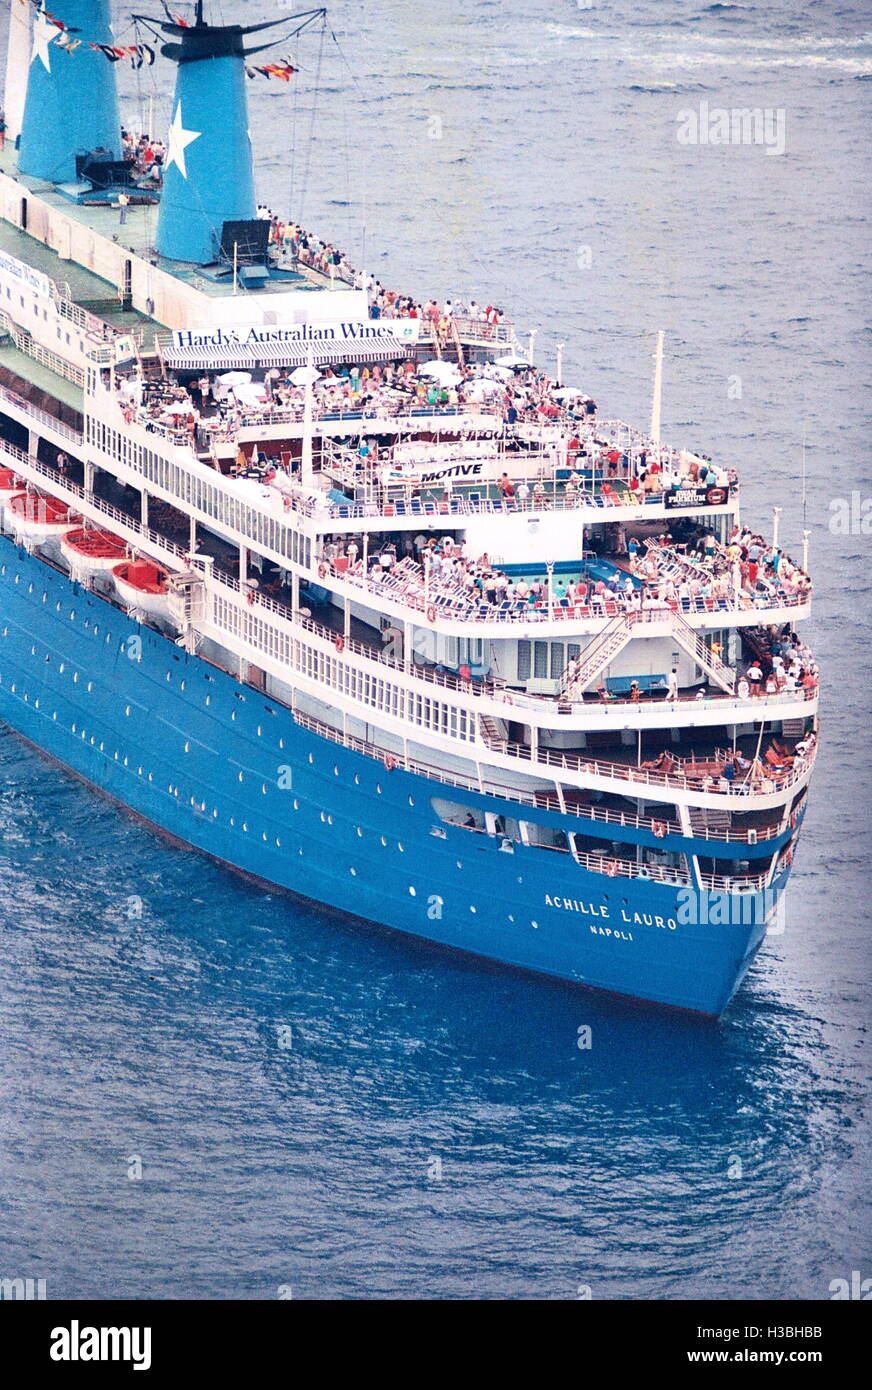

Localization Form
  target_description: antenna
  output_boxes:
[650,329,665,444]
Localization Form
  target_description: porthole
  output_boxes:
[354,774,360,785]
[408,797,414,807]
[292,799,299,811]
[470,906,477,914]
[308,752,314,764]
[205,695,211,706]
[320,811,327,822]
[508,914,515,923]
[356,827,363,837]
[334,765,340,776]
[380,835,387,847]
[184,742,190,753]
[238,771,244,782]
[350,867,357,876]
[376,783,382,794]
[408,886,417,896]
[397,843,404,853]
[531,921,539,929]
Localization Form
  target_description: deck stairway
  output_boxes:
[688,806,732,837]
[567,613,633,692]
[479,713,509,750]
[670,611,735,694]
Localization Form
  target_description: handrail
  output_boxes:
[0,382,83,443]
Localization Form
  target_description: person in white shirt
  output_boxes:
[667,668,679,700]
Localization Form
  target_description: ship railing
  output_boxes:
[0,383,84,444]
[417,317,517,347]
[0,310,86,389]
[698,869,772,893]
[569,847,691,886]
[509,741,816,799]
[315,555,811,625]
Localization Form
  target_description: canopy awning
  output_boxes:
[164,337,413,371]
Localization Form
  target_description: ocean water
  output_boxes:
[0,0,870,1299]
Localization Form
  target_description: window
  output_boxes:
[534,641,548,679]
[517,641,531,681]
[550,643,564,679]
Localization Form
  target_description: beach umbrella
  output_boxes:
[496,353,532,369]
[217,370,252,385]
[290,365,322,386]
[465,378,503,400]
[552,386,584,401]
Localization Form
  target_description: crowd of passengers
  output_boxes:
[320,524,811,622]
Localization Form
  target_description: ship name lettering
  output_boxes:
[621,909,678,930]
[588,925,634,941]
[545,893,609,917]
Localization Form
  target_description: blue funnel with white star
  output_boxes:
[19,0,121,184]
[155,20,257,265]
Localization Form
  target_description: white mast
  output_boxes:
[650,329,665,445]
[300,346,314,486]
[4,0,33,144]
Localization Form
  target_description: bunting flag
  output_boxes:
[23,2,154,66]
[244,59,297,82]
[83,40,155,66]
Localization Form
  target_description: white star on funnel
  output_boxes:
[31,4,58,73]
[164,103,201,180]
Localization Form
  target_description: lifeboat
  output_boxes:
[0,468,24,533]
[7,491,82,544]
[60,526,128,578]
[112,559,174,623]
[0,467,23,496]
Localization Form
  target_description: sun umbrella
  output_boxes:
[290,365,322,386]
[496,353,532,369]
[163,402,192,415]
[465,378,504,400]
[217,371,252,385]
[552,386,584,401]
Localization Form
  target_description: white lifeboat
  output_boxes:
[7,491,82,543]
[112,559,173,623]
[60,526,128,578]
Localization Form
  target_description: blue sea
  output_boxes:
[0,0,870,1299]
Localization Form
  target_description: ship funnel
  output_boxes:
[18,1,121,184]
[155,18,257,265]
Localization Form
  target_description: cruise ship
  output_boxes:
[0,2,818,1014]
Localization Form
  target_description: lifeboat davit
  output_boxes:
[112,559,173,623]
[60,526,128,578]
[8,491,82,543]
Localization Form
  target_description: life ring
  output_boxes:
[384,754,397,772]
[426,604,436,623]
[246,589,255,606]
[605,860,618,877]
[318,562,328,580]
[652,820,667,838]
[334,634,345,653]
[283,495,292,510]
[784,846,793,866]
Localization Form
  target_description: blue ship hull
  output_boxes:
[0,536,792,1014]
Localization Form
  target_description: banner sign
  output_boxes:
[381,459,491,488]
[0,248,53,301]
[171,319,420,351]
[665,484,730,509]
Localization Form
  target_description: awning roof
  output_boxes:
[164,337,413,371]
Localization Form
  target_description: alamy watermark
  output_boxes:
[676,886,786,935]
[676,102,786,157]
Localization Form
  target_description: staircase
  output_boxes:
[670,611,735,694]
[479,714,508,750]
[565,613,633,693]
[781,717,806,738]
[688,806,732,837]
